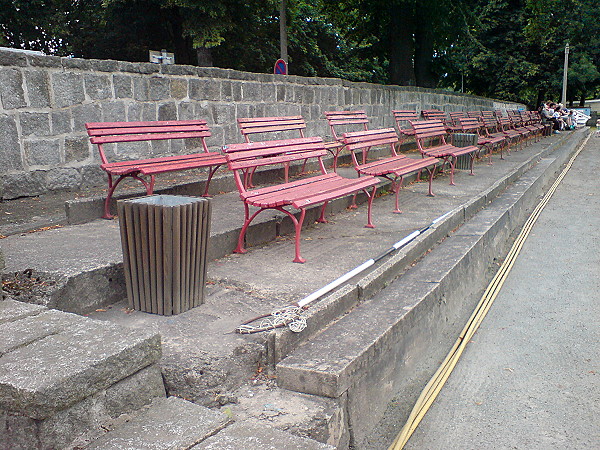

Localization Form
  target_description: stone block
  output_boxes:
[86,397,229,450]
[0,114,23,171]
[0,49,27,66]
[19,111,50,137]
[170,78,188,99]
[24,139,61,166]
[1,365,165,450]
[52,72,85,108]
[90,59,120,72]
[132,77,149,101]
[51,109,73,134]
[241,82,262,102]
[196,422,334,449]
[190,78,221,101]
[61,58,91,70]
[113,74,133,99]
[84,73,112,100]
[1,170,46,199]
[211,103,235,126]
[149,76,170,100]
[160,64,198,76]
[157,102,177,121]
[26,54,61,68]
[0,309,85,356]
[101,101,127,122]
[79,165,107,189]
[0,68,26,109]
[23,69,51,108]
[72,103,102,132]
[0,299,46,325]
[0,318,161,419]
[177,102,195,120]
[46,167,83,191]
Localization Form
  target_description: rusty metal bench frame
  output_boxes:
[86,120,225,219]
[222,137,379,263]
[342,128,439,213]
[410,120,480,186]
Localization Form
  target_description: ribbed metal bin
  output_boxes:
[452,133,479,169]
[118,195,211,315]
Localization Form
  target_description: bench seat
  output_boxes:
[223,137,379,263]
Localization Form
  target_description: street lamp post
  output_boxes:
[561,43,569,105]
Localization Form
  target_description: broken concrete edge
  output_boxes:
[0,302,162,419]
[268,129,587,367]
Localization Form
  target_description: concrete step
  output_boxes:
[274,133,584,445]
[84,396,229,449]
[194,421,334,449]
[0,299,165,449]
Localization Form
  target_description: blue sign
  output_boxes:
[274,59,287,75]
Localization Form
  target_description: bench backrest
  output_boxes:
[466,111,483,119]
[222,137,328,192]
[342,128,399,158]
[482,116,500,132]
[421,110,447,121]
[324,110,369,141]
[85,120,211,164]
[410,120,449,153]
[456,118,482,133]
[449,112,466,125]
[392,110,419,136]
[237,116,306,142]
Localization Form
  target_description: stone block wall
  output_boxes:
[0,47,523,199]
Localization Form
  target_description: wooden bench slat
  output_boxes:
[90,131,210,144]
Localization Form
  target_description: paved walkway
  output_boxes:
[402,135,600,448]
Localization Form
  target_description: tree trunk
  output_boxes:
[388,2,415,86]
[166,7,195,65]
[414,1,436,88]
[196,47,213,67]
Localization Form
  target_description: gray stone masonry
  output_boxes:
[0,299,166,449]
[0,46,524,199]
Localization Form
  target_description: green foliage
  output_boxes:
[1,0,598,104]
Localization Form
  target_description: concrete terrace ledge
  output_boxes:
[0,129,589,448]
[274,130,588,445]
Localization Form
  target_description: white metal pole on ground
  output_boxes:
[561,43,569,105]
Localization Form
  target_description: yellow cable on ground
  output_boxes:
[389,132,592,450]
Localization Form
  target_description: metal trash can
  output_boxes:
[452,133,479,169]
[118,195,211,315]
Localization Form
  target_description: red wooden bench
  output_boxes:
[456,117,507,161]
[323,110,370,167]
[237,115,343,176]
[392,110,419,147]
[342,128,439,213]
[421,110,460,133]
[498,116,528,149]
[410,120,480,185]
[85,120,226,219]
[222,137,379,263]
[481,116,515,155]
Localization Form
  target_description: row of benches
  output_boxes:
[86,108,548,262]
